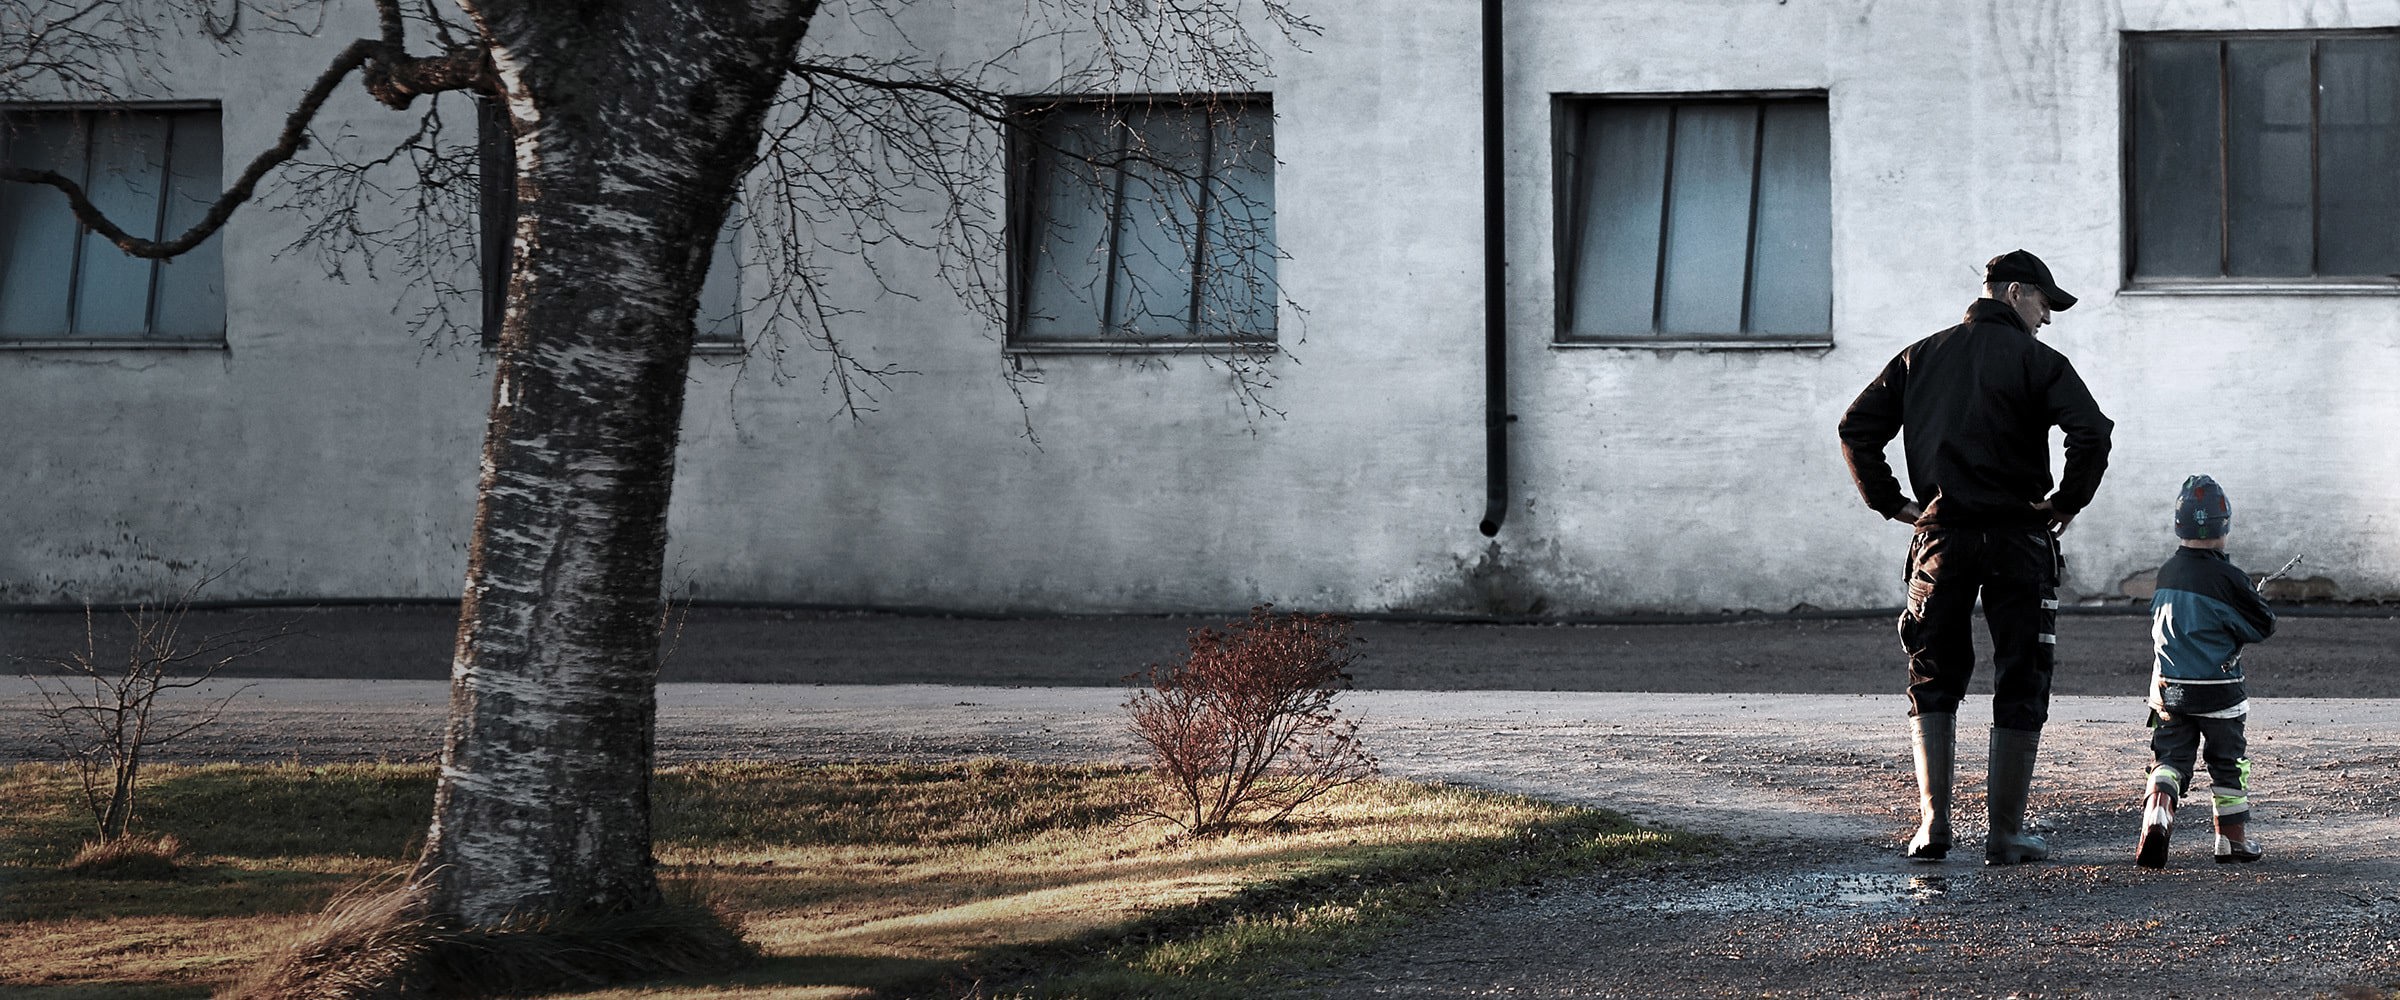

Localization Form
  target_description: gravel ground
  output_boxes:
[6,606,2399,999]
[1305,695,2400,1000]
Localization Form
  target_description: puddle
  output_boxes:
[1641,872,1949,916]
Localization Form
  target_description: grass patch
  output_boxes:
[0,760,1707,999]
[61,834,187,881]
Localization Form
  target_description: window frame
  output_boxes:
[1003,92,1280,354]
[0,101,228,350]
[1551,90,1834,350]
[2120,28,2400,293]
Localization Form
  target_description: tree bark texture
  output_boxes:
[417,0,818,927]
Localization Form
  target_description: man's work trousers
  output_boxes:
[1899,525,2059,732]
[2151,712,2252,818]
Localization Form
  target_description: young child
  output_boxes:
[2137,474,2277,869]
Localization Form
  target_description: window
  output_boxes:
[1555,95,1832,343]
[0,106,225,343]
[2127,32,2400,282]
[475,99,742,347]
[1010,97,1277,346]
[692,206,744,348]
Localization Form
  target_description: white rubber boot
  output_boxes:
[2136,768,2178,869]
[2215,815,2263,863]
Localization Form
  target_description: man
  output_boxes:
[1838,249,2114,866]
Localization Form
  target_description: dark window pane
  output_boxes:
[1657,104,1756,335]
[1198,104,1276,338]
[695,204,742,343]
[1560,97,1830,340]
[2130,39,2225,278]
[2225,39,2313,277]
[477,96,514,342]
[74,113,170,337]
[0,114,83,337]
[1109,105,1204,337]
[1747,101,1832,335]
[1017,100,1276,343]
[1018,107,1118,340]
[1566,104,1669,336]
[2316,36,2400,277]
[153,110,224,339]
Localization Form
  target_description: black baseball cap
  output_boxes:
[1984,249,2077,311]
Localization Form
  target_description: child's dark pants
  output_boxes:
[2151,712,2252,817]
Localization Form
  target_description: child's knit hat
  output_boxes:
[2175,474,2231,540]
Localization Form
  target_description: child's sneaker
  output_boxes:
[2214,818,2263,863]
[2136,789,2175,869]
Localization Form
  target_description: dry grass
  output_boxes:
[0,760,1703,999]
[220,877,753,1000]
[62,833,187,880]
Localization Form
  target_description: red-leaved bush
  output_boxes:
[1127,605,1377,835]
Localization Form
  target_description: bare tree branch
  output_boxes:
[789,59,1012,124]
[372,0,403,50]
[1,31,492,260]
[755,5,1311,429]
[1,0,161,102]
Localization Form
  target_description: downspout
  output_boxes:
[1477,0,1512,538]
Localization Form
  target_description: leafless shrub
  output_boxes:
[20,568,293,842]
[1127,605,1377,836]
[657,577,696,670]
[227,873,754,1000]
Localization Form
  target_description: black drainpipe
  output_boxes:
[1477,0,1512,538]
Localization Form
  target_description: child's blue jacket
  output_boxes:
[2149,546,2277,715]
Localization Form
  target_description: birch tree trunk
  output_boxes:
[416,0,817,926]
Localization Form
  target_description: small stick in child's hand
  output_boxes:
[2255,554,2304,590]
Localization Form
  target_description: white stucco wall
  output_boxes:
[1498,0,2400,613]
[4,10,490,604]
[6,0,2397,613]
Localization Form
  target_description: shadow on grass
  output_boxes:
[665,953,968,995]
[0,767,103,869]
[656,760,1146,850]
[136,765,433,860]
[1,762,1716,1000]
[0,980,211,1000]
[890,810,1711,999]
[610,811,1714,1000]
[1,863,366,922]
[0,764,432,868]
[680,823,1580,918]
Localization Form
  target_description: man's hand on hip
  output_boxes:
[1895,501,1924,524]
[2034,500,2073,533]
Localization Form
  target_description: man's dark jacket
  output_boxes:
[1839,298,2114,527]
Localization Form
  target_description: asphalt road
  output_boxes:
[5,603,2397,695]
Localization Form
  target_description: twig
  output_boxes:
[2257,554,2304,590]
